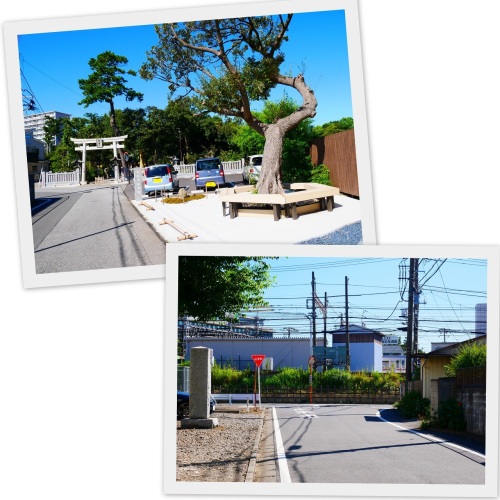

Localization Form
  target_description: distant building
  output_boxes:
[330,324,383,372]
[24,111,71,146]
[25,129,50,182]
[382,334,405,373]
[475,303,487,335]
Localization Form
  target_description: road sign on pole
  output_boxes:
[308,355,315,404]
[251,354,265,367]
[251,355,265,408]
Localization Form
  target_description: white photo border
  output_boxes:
[4,0,376,289]
[164,243,499,497]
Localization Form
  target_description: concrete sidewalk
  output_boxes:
[129,188,363,245]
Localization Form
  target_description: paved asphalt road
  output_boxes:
[274,404,485,484]
[32,183,166,274]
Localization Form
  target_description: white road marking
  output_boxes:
[377,409,486,459]
[294,408,319,418]
[272,407,292,483]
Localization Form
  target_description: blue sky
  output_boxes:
[251,257,488,353]
[17,10,352,126]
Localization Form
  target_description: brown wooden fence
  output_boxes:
[310,129,359,197]
[456,366,486,387]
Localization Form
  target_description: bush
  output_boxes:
[444,342,486,376]
[311,164,332,186]
[431,399,467,432]
[263,367,309,390]
[395,391,431,420]
[211,364,253,391]
[210,365,404,393]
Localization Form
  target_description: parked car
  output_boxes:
[143,164,179,194]
[194,157,225,190]
[177,391,217,419]
[242,154,263,184]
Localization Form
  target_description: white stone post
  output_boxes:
[81,144,87,184]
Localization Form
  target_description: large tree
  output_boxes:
[140,15,317,194]
[78,51,144,175]
[178,257,275,321]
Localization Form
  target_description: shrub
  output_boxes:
[395,391,431,420]
[432,399,467,432]
[444,342,486,376]
[311,164,332,186]
[315,368,351,389]
[211,364,252,391]
[263,367,309,390]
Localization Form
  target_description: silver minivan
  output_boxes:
[194,157,225,189]
[242,154,263,184]
[144,164,179,194]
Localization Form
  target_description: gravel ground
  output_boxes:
[176,410,264,482]
[299,220,363,245]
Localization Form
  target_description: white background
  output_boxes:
[1,1,499,499]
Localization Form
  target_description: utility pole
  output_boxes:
[323,292,328,371]
[283,327,297,338]
[413,258,420,370]
[405,258,415,393]
[345,276,351,372]
[311,272,317,348]
[439,328,450,342]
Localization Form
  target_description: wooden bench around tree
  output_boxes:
[219,182,340,221]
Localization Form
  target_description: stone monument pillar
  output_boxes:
[180,347,218,429]
[133,167,143,201]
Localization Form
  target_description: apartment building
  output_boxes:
[24,111,71,146]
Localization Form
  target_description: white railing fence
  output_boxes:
[39,169,80,187]
[176,159,244,177]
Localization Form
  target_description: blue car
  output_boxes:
[177,391,216,419]
[144,164,179,194]
[195,157,225,190]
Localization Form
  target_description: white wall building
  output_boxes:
[382,334,405,373]
[331,324,383,372]
[185,337,323,370]
[24,111,71,146]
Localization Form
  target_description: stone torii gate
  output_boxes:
[71,135,128,184]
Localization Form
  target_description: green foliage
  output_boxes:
[431,399,467,432]
[262,368,309,390]
[313,117,354,136]
[314,369,351,389]
[311,164,331,186]
[78,51,144,109]
[140,17,291,113]
[79,51,143,138]
[444,342,486,376]
[394,391,431,420]
[210,366,403,393]
[178,257,276,321]
[211,364,254,391]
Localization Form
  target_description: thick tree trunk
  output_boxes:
[256,124,286,195]
[254,74,317,195]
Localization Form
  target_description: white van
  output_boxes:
[242,154,263,184]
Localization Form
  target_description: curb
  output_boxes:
[244,409,266,483]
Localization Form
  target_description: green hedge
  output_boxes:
[211,365,403,392]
